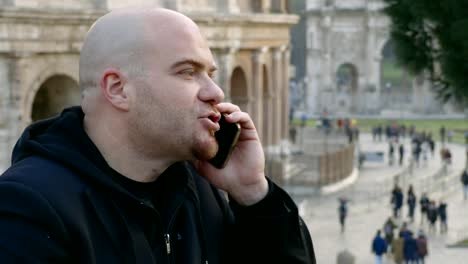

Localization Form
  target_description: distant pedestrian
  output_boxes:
[411,138,421,167]
[440,147,452,166]
[461,169,468,200]
[399,222,411,239]
[391,233,404,264]
[438,201,448,233]
[391,184,404,218]
[428,137,435,157]
[419,193,430,225]
[377,125,383,141]
[383,217,396,247]
[338,198,348,233]
[403,231,418,264]
[371,230,387,264]
[440,126,446,143]
[389,142,395,165]
[399,143,405,166]
[416,230,428,264]
[407,185,416,222]
[427,201,438,233]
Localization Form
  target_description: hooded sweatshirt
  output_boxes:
[0,106,316,264]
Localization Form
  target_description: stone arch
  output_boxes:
[31,75,80,122]
[335,62,358,112]
[20,55,79,125]
[230,66,248,111]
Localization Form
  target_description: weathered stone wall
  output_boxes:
[0,1,298,181]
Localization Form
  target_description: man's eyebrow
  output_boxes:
[171,59,218,72]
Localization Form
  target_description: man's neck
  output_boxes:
[83,116,173,183]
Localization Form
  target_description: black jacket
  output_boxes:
[0,107,315,264]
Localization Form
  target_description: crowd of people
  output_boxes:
[368,182,450,264]
[333,120,467,263]
[390,184,448,233]
[373,221,429,264]
[373,123,460,170]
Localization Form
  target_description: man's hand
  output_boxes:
[196,103,268,206]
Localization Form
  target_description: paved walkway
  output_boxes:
[286,129,468,264]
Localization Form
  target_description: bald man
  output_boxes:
[0,8,315,264]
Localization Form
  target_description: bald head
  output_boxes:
[79,8,200,97]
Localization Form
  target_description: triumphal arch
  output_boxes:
[303,0,445,116]
[0,0,296,182]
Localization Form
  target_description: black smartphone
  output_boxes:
[209,114,241,169]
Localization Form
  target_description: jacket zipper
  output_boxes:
[164,234,171,254]
[164,198,185,263]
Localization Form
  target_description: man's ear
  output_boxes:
[100,68,130,111]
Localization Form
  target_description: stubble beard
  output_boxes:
[192,133,218,161]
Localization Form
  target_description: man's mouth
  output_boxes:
[207,112,221,123]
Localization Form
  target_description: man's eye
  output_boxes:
[179,69,196,77]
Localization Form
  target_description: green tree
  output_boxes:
[382,0,468,105]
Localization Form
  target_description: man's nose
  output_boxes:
[199,76,224,104]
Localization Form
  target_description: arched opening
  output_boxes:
[336,63,358,112]
[230,67,248,111]
[31,75,80,121]
[380,40,412,109]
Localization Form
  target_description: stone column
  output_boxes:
[0,54,21,172]
[263,81,273,147]
[0,55,12,172]
[251,47,267,144]
[214,47,236,101]
[272,47,283,146]
[261,0,272,13]
[281,46,290,141]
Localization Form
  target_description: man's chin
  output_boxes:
[193,142,218,161]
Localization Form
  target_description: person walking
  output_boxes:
[461,169,468,200]
[399,222,411,239]
[427,201,438,233]
[407,185,417,222]
[416,230,428,264]
[438,201,448,233]
[391,184,404,218]
[371,230,387,264]
[440,126,446,144]
[389,142,395,166]
[399,143,405,166]
[403,232,418,264]
[338,198,348,233]
[0,8,316,264]
[383,217,396,248]
[419,193,430,225]
[391,233,405,264]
